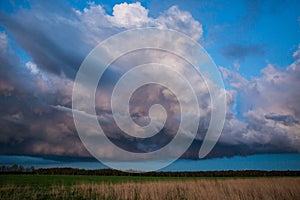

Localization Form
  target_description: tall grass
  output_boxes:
[1,177,299,200]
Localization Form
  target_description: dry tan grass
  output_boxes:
[69,178,300,200]
[1,177,300,200]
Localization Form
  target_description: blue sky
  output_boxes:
[1,154,300,171]
[0,0,300,171]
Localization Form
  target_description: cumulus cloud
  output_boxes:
[0,1,298,160]
[218,44,300,155]
[0,2,203,79]
[156,6,203,40]
[0,1,206,159]
[108,2,151,28]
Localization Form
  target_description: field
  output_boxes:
[1,175,300,200]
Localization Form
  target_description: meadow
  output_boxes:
[0,175,300,200]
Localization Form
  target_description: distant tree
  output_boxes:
[10,164,18,172]
[17,165,24,172]
[26,166,35,173]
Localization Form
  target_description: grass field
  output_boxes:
[1,175,300,199]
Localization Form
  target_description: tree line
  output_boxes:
[0,164,35,173]
[1,164,300,177]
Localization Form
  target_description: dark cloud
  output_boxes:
[0,1,299,161]
[0,2,91,78]
[0,23,88,157]
[221,43,266,60]
[0,2,207,160]
[265,113,299,126]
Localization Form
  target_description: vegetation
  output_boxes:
[0,174,192,186]
[1,165,300,199]
[0,176,299,200]
[1,164,300,177]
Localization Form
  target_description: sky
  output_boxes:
[0,0,300,170]
[1,154,300,171]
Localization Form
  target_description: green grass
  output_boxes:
[0,174,204,200]
[1,174,292,187]
[0,174,203,187]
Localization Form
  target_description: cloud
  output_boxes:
[108,2,151,28]
[0,2,206,159]
[219,44,300,155]
[221,43,266,60]
[220,66,248,88]
[156,6,203,40]
[0,30,86,156]
[0,2,203,79]
[0,31,8,51]
[293,44,300,59]
[0,81,14,96]
[0,3,89,78]
[0,1,299,160]
[2,112,25,125]
[233,60,240,70]
[25,61,39,74]
[265,113,299,126]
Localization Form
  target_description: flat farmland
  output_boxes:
[0,175,299,200]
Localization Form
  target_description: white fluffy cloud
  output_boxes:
[75,3,203,42]
[156,6,203,40]
[109,2,151,28]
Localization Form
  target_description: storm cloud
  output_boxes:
[0,1,299,160]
